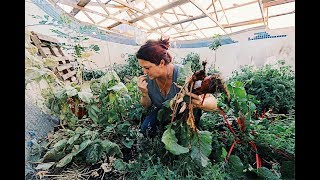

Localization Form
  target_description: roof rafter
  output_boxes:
[153,0,257,30]
[52,0,159,36]
[107,0,189,29]
[257,0,267,27]
[217,0,231,32]
[263,0,294,8]
[169,10,294,36]
[112,0,199,39]
[69,0,91,16]
[211,0,218,21]
[189,0,228,35]
[146,1,181,35]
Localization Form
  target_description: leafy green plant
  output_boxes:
[26,28,294,179]
[30,14,102,85]
[209,34,222,51]
[229,60,295,114]
[113,53,143,81]
[209,34,223,72]
[181,52,202,72]
[82,69,106,81]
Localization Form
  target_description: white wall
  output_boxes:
[170,27,295,79]
[82,26,295,79]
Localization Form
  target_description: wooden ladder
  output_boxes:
[30,31,79,84]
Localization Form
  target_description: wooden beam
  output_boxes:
[107,0,189,28]
[82,10,96,24]
[189,0,228,34]
[172,8,184,29]
[211,0,218,21]
[146,1,180,35]
[169,10,294,35]
[128,8,157,34]
[50,0,150,37]
[52,0,150,31]
[257,0,267,27]
[217,0,231,31]
[192,21,207,38]
[162,11,193,18]
[96,0,110,15]
[263,0,294,8]
[70,0,91,16]
[57,0,124,8]
[152,0,257,30]
[106,0,146,28]
[112,0,199,39]
[144,3,163,34]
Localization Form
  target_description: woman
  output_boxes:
[136,37,218,137]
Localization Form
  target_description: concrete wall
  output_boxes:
[170,27,295,78]
[26,0,295,78]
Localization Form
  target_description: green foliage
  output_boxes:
[190,131,212,167]
[82,69,106,81]
[256,167,280,179]
[39,128,123,168]
[161,128,189,155]
[229,60,295,114]
[113,53,143,81]
[252,113,295,155]
[176,63,193,86]
[209,34,222,51]
[227,155,245,178]
[180,52,219,77]
[31,14,101,59]
[181,52,202,72]
[26,43,294,179]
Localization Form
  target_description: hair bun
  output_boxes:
[159,36,170,50]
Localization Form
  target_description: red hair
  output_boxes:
[136,36,172,65]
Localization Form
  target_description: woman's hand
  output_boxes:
[138,75,148,96]
[186,92,218,112]
[138,75,152,108]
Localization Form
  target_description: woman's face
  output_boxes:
[138,59,164,80]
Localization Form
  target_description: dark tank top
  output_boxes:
[146,64,182,108]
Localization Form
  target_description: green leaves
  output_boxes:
[229,61,295,114]
[83,143,104,163]
[227,155,244,178]
[209,34,222,51]
[256,167,280,179]
[161,129,189,155]
[78,91,93,103]
[87,105,100,123]
[181,52,201,72]
[176,63,193,86]
[190,131,212,167]
[100,140,123,158]
[56,153,74,167]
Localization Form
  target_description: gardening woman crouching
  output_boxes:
[136,37,218,137]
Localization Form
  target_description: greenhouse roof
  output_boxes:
[49,0,294,41]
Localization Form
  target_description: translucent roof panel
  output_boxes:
[226,3,262,24]
[74,11,94,24]
[49,0,295,41]
[98,19,118,27]
[268,2,295,16]
[56,3,73,13]
[268,14,295,29]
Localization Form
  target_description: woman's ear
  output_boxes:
[160,59,165,67]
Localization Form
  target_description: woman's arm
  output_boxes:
[141,92,152,108]
[186,92,218,111]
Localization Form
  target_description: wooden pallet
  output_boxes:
[30,31,79,84]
